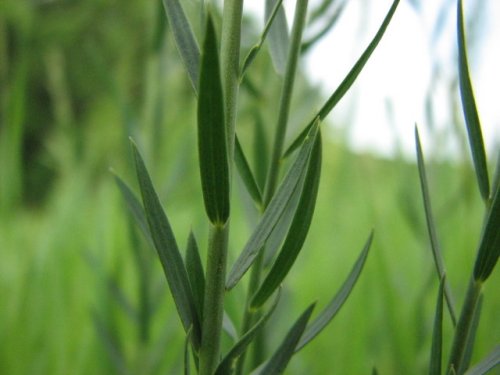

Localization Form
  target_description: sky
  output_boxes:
[244,0,500,160]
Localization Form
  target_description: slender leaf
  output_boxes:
[460,295,483,374]
[415,127,457,325]
[131,140,200,348]
[215,291,280,375]
[283,0,400,158]
[254,304,315,375]
[113,173,153,246]
[184,327,193,375]
[265,0,289,75]
[198,14,230,225]
[251,131,322,309]
[185,231,205,322]
[295,232,373,351]
[464,345,500,375]
[235,134,263,207]
[473,180,500,281]
[457,0,490,201]
[226,124,319,290]
[253,113,269,191]
[162,0,200,93]
[429,275,445,375]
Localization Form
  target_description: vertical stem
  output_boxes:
[447,278,482,374]
[199,224,229,375]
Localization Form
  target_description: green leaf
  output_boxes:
[295,232,373,352]
[235,134,263,208]
[185,231,205,323]
[253,114,269,191]
[251,131,322,309]
[162,0,200,93]
[223,311,238,342]
[184,327,193,375]
[253,303,315,375]
[226,124,319,290]
[464,345,500,375]
[283,0,400,158]
[198,14,230,225]
[415,127,457,325]
[265,0,289,76]
[473,180,500,281]
[429,275,445,375]
[457,0,490,202]
[460,295,483,374]
[112,173,153,246]
[131,140,200,349]
[215,291,280,375]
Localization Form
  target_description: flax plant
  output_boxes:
[115,0,400,373]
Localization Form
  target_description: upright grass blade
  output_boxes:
[240,0,284,77]
[131,140,200,349]
[214,291,280,375]
[162,0,200,93]
[457,0,490,202]
[253,304,316,375]
[251,131,322,309]
[283,0,400,158]
[265,0,289,76]
[235,135,263,208]
[185,231,205,322]
[464,345,500,375]
[460,295,483,374]
[415,127,457,325]
[295,232,373,352]
[198,14,230,225]
[429,275,445,375]
[473,179,500,281]
[226,124,319,290]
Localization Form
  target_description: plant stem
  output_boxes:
[447,278,482,374]
[199,223,229,375]
[236,0,310,372]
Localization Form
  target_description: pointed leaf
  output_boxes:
[429,275,445,375]
[415,127,457,325]
[198,14,230,225]
[215,291,281,375]
[235,134,263,207]
[473,180,500,281]
[457,0,490,202]
[464,345,500,375]
[226,124,319,290]
[131,140,200,349]
[185,231,205,322]
[283,0,400,158]
[295,232,373,351]
[254,304,315,375]
[251,131,322,308]
[265,0,289,75]
[162,0,200,93]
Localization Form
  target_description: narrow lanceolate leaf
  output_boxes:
[457,0,490,202]
[185,231,205,322]
[254,304,315,375]
[429,275,445,375]
[473,180,500,281]
[131,141,200,348]
[415,127,457,325]
[283,0,400,158]
[198,15,230,225]
[113,173,153,246]
[464,345,500,375]
[162,0,200,93]
[265,0,289,75]
[251,132,322,309]
[215,291,280,375]
[226,124,319,290]
[235,134,263,208]
[295,232,373,352]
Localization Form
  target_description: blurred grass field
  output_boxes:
[1,0,498,374]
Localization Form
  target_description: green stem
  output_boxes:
[199,224,229,375]
[447,278,482,374]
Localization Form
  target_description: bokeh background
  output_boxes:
[1,0,498,374]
